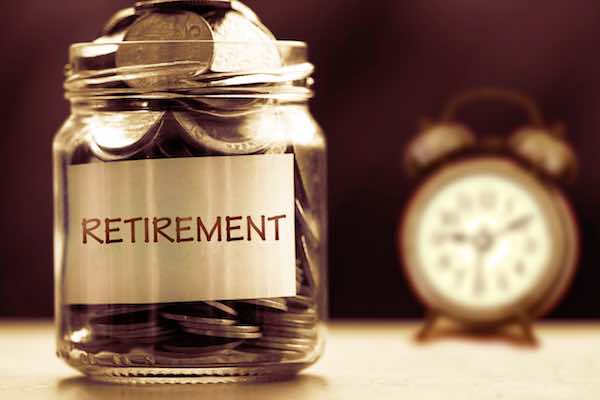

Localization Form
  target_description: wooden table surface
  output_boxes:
[1,320,599,399]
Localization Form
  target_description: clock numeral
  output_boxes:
[440,211,459,226]
[431,232,444,246]
[515,261,526,276]
[497,273,509,291]
[504,197,515,215]
[457,193,473,211]
[480,190,497,209]
[525,238,537,254]
[454,269,466,287]
[438,254,451,269]
[473,274,486,296]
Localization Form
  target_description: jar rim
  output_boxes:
[65,40,313,103]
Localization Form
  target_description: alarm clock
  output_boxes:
[398,88,579,342]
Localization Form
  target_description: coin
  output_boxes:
[90,112,165,160]
[116,11,214,88]
[135,0,232,12]
[286,295,316,310]
[204,10,281,73]
[160,303,238,325]
[295,198,320,246]
[102,326,174,340]
[240,298,288,312]
[102,7,138,36]
[156,130,195,157]
[298,234,319,289]
[203,301,238,317]
[161,312,237,326]
[160,336,242,354]
[257,310,317,327]
[135,1,261,25]
[173,108,285,154]
[257,335,314,348]
[240,346,303,360]
[252,339,311,352]
[183,325,263,339]
[262,325,318,339]
[180,321,259,332]
[90,310,159,330]
[72,42,119,72]
[69,142,102,165]
[79,304,162,319]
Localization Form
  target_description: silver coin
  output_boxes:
[180,321,260,333]
[241,298,288,312]
[90,315,159,334]
[264,142,289,155]
[72,39,120,72]
[299,234,319,289]
[258,335,314,345]
[286,295,316,310]
[297,284,315,298]
[160,338,242,354]
[176,96,267,112]
[295,198,320,246]
[74,304,162,319]
[102,7,138,36]
[135,0,232,12]
[135,1,262,25]
[230,1,261,25]
[204,10,280,73]
[91,323,161,337]
[127,333,176,344]
[262,325,318,339]
[90,111,165,160]
[257,310,317,327]
[252,339,311,352]
[160,311,237,326]
[238,345,303,362]
[203,301,238,317]
[183,326,262,339]
[173,108,285,154]
[116,11,214,88]
[103,326,174,340]
[156,130,195,157]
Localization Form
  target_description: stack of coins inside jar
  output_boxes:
[56,0,326,382]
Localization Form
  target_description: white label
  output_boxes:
[65,154,296,305]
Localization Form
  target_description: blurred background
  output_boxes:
[1,0,599,319]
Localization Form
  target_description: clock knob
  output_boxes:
[509,126,577,180]
[405,122,475,174]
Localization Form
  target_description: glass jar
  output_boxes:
[53,40,327,383]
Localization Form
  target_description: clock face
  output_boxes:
[402,158,566,321]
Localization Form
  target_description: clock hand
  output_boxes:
[496,214,533,237]
[473,251,486,297]
[436,232,470,244]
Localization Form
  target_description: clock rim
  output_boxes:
[399,156,572,324]
[533,189,579,317]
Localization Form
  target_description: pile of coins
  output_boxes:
[67,0,313,93]
[61,0,323,367]
[63,274,320,365]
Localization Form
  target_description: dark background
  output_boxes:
[2,0,599,318]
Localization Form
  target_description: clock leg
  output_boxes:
[515,313,538,345]
[416,310,439,341]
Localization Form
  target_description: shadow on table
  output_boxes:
[57,374,328,400]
